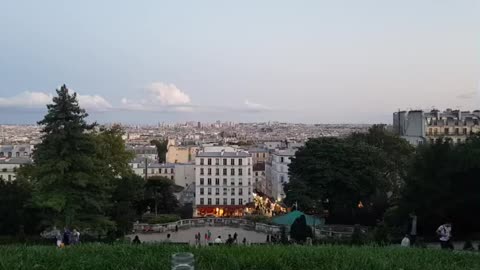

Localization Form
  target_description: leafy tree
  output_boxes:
[290,215,312,243]
[24,85,113,233]
[285,137,388,225]
[143,176,180,215]
[110,174,144,236]
[398,137,480,237]
[150,139,168,163]
[94,125,135,179]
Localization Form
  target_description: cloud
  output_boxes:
[120,82,193,112]
[457,91,477,100]
[0,91,52,108]
[244,100,271,112]
[0,90,112,112]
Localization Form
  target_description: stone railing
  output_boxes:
[133,218,281,235]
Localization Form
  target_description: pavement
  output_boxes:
[128,225,269,245]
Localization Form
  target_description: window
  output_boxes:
[207,158,212,165]
[255,178,258,182]
[280,157,284,163]
[239,198,243,205]
[0,152,3,157]
[223,168,227,175]
[463,128,468,135]
[15,152,20,157]
[239,159,243,165]
[200,178,204,185]
[231,188,235,195]
[208,188,212,195]
[200,168,204,175]
[215,168,220,175]
[207,198,212,205]
[215,159,219,165]
[223,178,227,185]
[215,178,220,185]
[428,128,433,135]
[223,159,227,165]
[200,198,204,205]
[457,138,462,144]
[231,168,235,175]
[248,179,251,185]
[200,188,204,195]
[231,179,235,186]
[231,198,235,205]
[434,129,438,135]
[255,172,258,176]
[455,128,460,135]
[239,188,243,195]
[215,188,219,195]
[238,168,243,176]
[223,188,227,195]
[8,175,12,181]
[207,168,212,175]
[231,158,235,165]
[248,168,251,175]
[444,128,449,135]
[280,175,285,183]
[215,198,220,205]
[263,153,266,158]
[207,178,212,185]
[223,198,227,205]
[7,152,12,158]
[170,176,174,180]
[200,158,204,165]
[239,179,243,186]
[170,168,174,173]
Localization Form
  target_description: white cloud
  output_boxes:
[120,82,193,112]
[77,94,112,112]
[0,91,52,108]
[0,90,112,112]
[244,100,271,111]
[148,82,191,105]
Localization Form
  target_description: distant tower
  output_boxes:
[197,122,201,128]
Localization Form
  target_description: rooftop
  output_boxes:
[197,151,251,158]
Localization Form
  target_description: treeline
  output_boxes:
[0,85,184,240]
[285,126,480,237]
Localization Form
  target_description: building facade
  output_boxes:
[268,149,296,202]
[253,163,267,194]
[0,157,32,181]
[166,139,199,163]
[194,150,253,217]
[393,109,480,145]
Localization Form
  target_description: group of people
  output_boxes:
[55,228,80,248]
[194,231,247,245]
[401,214,478,251]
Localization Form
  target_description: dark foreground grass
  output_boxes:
[0,244,479,270]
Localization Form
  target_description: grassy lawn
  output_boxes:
[0,244,478,270]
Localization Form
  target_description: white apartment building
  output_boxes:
[0,157,32,181]
[194,150,253,217]
[268,149,296,201]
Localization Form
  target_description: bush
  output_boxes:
[144,214,180,224]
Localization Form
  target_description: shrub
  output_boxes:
[144,214,180,224]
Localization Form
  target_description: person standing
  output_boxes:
[401,235,411,247]
[233,232,238,243]
[266,235,270,243]
[62,228,71,246]
[175,225,178,233]
[207,230,212,242]
[436,222,453,250]
[242,237,247,245]
[72,229,80,245]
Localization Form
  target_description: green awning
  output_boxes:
[272,210,324,227]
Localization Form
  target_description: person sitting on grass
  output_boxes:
[165,234,172,243]
[226,235,234,245]
[401,235,411,247]
[132,235,141,245]
[214,236,222,244]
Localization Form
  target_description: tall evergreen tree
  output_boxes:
[28,85,113,232]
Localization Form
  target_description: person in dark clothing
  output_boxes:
[406,213,418,246]
[242,237,247,245]
[133,235,141,244]
[266,235,270,243]
[226,234,234,245]
[233,232,238,243]
[175,225,178,232]
[463,240,474,251]
[62,228,71,246]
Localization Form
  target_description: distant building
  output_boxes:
[194,149,253,217]
[267,149,296,201]
[253,163,266,194]
[174,162,195,188]
[147,162,175,180]
[393,109,480,145]
[127,145,158,161]
[166,139,199,163]
[0,157,32,181]
[0,144,34,158]
[247,147,270,165]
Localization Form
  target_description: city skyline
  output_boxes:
[1,1,479,124]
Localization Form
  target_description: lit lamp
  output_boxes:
[357,201,364,209]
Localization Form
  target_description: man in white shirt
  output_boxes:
[214,236,223,244]
[400,235,410,247]
[436,222,453,250]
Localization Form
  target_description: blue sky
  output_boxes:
[1,0,479,124]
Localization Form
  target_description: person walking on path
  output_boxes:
[436,222,453,250]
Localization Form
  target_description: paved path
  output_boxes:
[128,226,269,245]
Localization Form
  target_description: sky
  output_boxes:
[1,0,479,124]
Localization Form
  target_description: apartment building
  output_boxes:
[253,163,267,194]
[267,149,296,202]
[393,109,480,145]
[194,149,253,217]
[0,157,32,181]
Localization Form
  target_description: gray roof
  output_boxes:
[247,147,269,153]
[197,152,251,158]
[148,163,175,168]
[0,157,32,164]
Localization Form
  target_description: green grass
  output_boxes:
[0,244,478,270]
